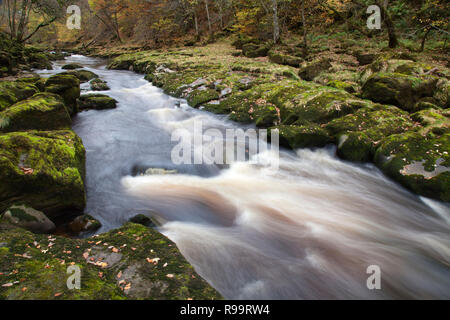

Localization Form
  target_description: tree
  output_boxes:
[2,0,70,42]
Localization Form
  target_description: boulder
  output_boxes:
[67,215,102,234]
[242,43,271,58]
[90,78,110,91]
[60,70,99,83]
[272,124,332,149]
[1,204,55,234]
[0,130,86,218]
[0,93,71,132]
[129,214,156,227]
[61,63,83,70]
[299,58,332,81]
[45,74,80,116]
[78,94,118,111]
[268,50,303,67]
[0,81,39,111]
[374,132,449,202]
[361,73,438,111]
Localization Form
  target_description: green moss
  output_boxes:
[60,70,99,83]
[0,92,71,132]
[272,124,332,149]
[0,130,86,218]
[45,74,81,116]
[0,223,222,300]
[78,94,117,111]
[0,81,39,111]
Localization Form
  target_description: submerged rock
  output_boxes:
[45,74,80,116]
[0,223,222,300]
[0,130,86,218]
[78,94,117,111]
[0,92,71,132]
[90,78,110,91]
[1,204,55,234]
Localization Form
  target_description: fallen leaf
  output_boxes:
[54,293,62,297]
[2,283,13,287]
[166,274,174,278]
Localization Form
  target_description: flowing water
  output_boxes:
[37,55,450,299]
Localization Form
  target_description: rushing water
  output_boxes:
[37,55,450,299]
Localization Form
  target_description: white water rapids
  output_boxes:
[37,55,450,299]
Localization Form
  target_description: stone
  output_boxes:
[1,204,55,234]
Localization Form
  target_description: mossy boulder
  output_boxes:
[361,73,438,111]
[326,104,415,162]
[187,88,220,108]
[1,204,55,234]
[90,78,110,91]
[27,52,52,70]
[374,132,449,202]
[60,70,99,83]
[0,81,39,111]
[0,130,86,218]
[242,43,271,58]
[62,63,83,70]
[268,50,303,67]
[298,58,332,81]
[272,124,332,149]
[0,93,71,132]
[326,80,358,94]
[78,94,117,111]
[45,74,80,116]
[0,223,222,300]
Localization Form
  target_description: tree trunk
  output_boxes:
[272,0,280,44]
[204,0,212,35]
[420,27,432,52]
[378,0,398,48]
[301,0,308,56]
[194,11,199,40]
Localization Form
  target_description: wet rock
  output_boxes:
[0,130,86,218]
[1,204,55,234]
[78,94,118,111]
[299,58,332,81]
[68,215,102,234]
[61,63,83,70]
[90,78,110,91]
[0,93,71,132]
[129,214,156,227]
[45,74,80,116]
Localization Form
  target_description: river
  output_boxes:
[37,55,450,299]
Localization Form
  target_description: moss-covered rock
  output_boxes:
[62,63,83,70]
[0,81,39,111]
[361,72,438,111]
[374,132,449,202]
[0,93,71,132]
[0,130,86,218]
[298,58,332,81]
[45,74,80,116]
[0,223,222,300]
[268,50,303,67]
[60,70,99,83]
[78,94,117,111]
[242,43,272,58]
[187,88,220,108]
[1,204,55,234]
[90,78,110,91]
[326,80,358,94]
[272,124,332,149]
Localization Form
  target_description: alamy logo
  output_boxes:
[366,265,381,290]
[67,5,81,30]
[67,265,81,290]
[367,5,381,30]
[171,120,280,169]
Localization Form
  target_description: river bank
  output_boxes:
[102,40,449,202]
